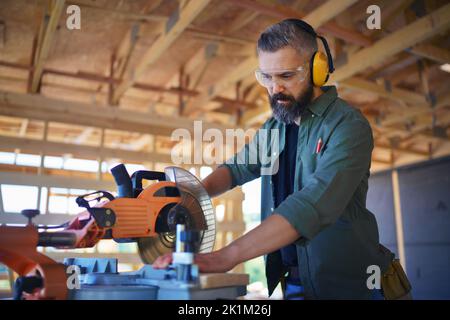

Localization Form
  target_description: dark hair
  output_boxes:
[257,19,318,58]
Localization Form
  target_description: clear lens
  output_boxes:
[255,66,307,88]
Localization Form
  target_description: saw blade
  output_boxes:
[137,232,175,264]
[137,167,216,264]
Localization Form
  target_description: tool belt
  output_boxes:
[381,259,412,300]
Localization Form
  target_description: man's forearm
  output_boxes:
[223,214,300,266]
[202,166,233,198]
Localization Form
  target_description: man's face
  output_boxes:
[257,46,314,124]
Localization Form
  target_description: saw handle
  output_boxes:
[76,190,115,209]
[131,170,166,196]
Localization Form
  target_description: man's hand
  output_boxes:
[152,252,174,269]
[153,215,300,272]
[152,247,238,273]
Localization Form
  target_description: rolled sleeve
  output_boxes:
[275,119,373,243]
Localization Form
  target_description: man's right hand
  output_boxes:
[152,252,173,269]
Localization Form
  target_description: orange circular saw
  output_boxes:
[0,164,216,299]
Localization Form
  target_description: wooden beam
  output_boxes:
[112,0,211,104]
[367,54,420,80]
[183,56,258,115]
[330,3,450,83]
[67,0,167,22]
[30,0,66,93]
[303,0,359,29]
[375,142,429,157]
[0,135,173,164]
[113,23,141,81]
[108,2,165,97]
[392,170,407,271]
[225,0,371,46]
[0,171,116,191]
[378,91,450,127]
[408,44,450,64]
[225,10,259,34]
[339,77,427,105]
[371,0,415,39]
[185,27,253,45]
[160,8,261,113]
[372,157,393,165]
[0,90,229,137]
[390,64,418,85]
[0,63,255,110]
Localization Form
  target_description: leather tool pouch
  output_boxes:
[381,259,412,300]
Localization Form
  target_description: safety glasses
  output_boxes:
[255,65,308,88]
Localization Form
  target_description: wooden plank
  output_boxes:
[0,90,229,137]
[67,0,167,22]
[225,0,371,46]
[370,0,415,39]
[0,136,173,164]
[225,11,259,34]
[330,3,450,83]
[340,77,427,105]
[391,170,407,272]
[409,44,450,64]
[199,273,249,289]
[113,23,141,81]
[110,1,164,85]
[31,0,66,93]
[184,56,258,115]
[379,91,450,127]
[186,27,253,45]
[375,142,429,157]
[159,8,261,113]
[0,171,116,191]
[113,0,212,104]
[303,0,358,29]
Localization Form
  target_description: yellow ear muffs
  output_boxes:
[311,51,330,87]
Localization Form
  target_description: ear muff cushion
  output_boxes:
[312,51,329,87]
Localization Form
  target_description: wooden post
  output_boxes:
[0,184,4,215]
[38,121,49,176]
[97,128,105,181]
[391,170,407,272]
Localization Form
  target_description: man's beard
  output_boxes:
[269,84,314,124]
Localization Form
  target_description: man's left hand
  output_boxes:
[152,248,238,273]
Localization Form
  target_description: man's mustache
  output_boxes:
[270,93,295,104]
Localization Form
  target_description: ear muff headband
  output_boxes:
[285,19,335,86]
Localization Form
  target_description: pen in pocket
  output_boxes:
[315,137,323,154]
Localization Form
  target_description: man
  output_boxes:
[154,19,408,300]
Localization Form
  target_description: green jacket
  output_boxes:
[222,86,394,299]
